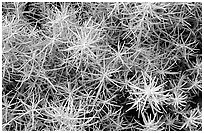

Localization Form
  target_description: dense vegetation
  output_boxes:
[2,2,202,131]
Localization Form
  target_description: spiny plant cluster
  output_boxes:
[2,2,202,131]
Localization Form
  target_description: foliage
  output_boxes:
[2,2,202,131]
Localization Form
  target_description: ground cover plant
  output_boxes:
[2,2,202,131]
